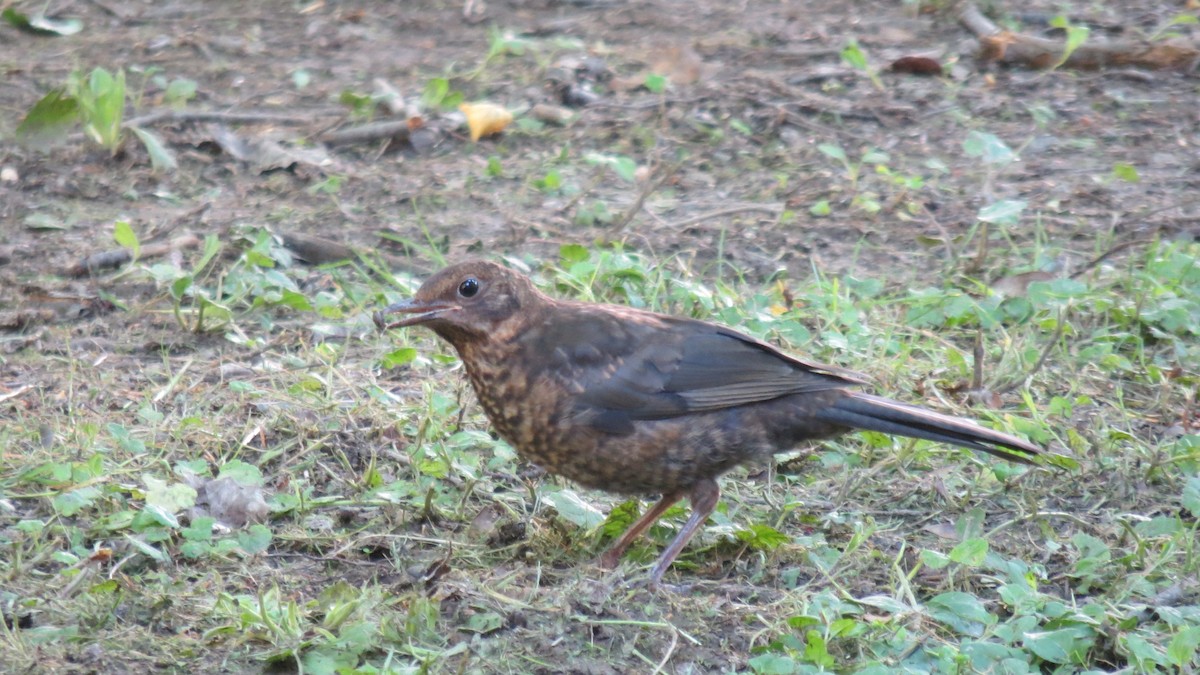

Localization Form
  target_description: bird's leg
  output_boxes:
[648,479,720,587]
[598,490,685,569]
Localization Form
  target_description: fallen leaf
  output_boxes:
[650,44,703,85]
[459,102,513,142]
[890,56,943,75]
[991,270,1055,297]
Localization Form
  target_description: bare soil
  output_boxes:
[2,0,1198,672]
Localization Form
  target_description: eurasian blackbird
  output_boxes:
[375,261,1039,585]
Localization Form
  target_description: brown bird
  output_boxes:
[375,261,1039,585]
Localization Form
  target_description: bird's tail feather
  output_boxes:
[818,392,1040,464]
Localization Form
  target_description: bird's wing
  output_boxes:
[670,325,868,404]
[545,310,868,432]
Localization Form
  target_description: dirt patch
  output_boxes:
[2,1,1198,672]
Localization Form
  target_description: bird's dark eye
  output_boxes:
[458,278,480,298]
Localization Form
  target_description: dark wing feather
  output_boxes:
[562,313,867,430]
[665,327,866,411]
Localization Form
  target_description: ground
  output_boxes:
[1,1,1199,673]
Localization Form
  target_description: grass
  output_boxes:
[2,233,1197,673]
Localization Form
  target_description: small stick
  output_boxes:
[960,3,1200,71]
[610,165,677,232]
[124,110,327,128]
[995,310,1065,395]
[66,233,201,277]
[320,120,412,147]
[665,204,783,230]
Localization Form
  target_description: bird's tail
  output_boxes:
[817,392,1040,464]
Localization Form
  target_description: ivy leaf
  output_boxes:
[15,88,80,150]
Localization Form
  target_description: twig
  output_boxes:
[0,384,33,403]
[1069,238,1155,279]
[665,204,784,230]
[971,330,984,391]
[960,2,1200,71]
[556,166,606,217]
[995,310,1065,395]
[320,120,411,147]
[610,164,677,232]
[66,232,202,277]
[124,110,328,128]
[650,625,680,675]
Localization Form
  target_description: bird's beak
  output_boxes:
[373,299,459,331]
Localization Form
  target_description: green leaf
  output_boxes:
[16,519,46,534]
[949,537,989,566]
[535,169,561,191]
[83,67,126,150]
[1050,16,1090,66]
[1182,476,1200,517]
[53,486,101,517]
[194,234,221,274]
[855,594,909,614]
[977,199,1026,225]
[124,534,170,562]
[1167,627,1200,668]
[963,131,1016,165]
[803,629,835,668]
[486,155,503,177]
[559,243,590,263]
[926,591,994,637]
[170,275,193,301]
[422,77,459,109]
[1024,628,1079,664]
[921,548,951,569]
[840,41,868,70]
[113,220,141,260]
[861,150,889,164]
[381,347,417,369]
[747,654,796,675]
[600,500,642,539]
[583,152,638,183]
[613,156,637,182]
[141,503,181,529]
[278,290,312,311]
[237,523,272,554]
[218,460,264,486]
[2,8,83,35]
[809,199,831,217]
[735,523,789,551]
[1111,162,1140,183]
[463,611,505,634]
[644,73,667,93]
[817,143,847,162]
[180,541,211,559]
[541,488,605,529]
[164,78,197,107]
[15,88,80,150]
[131,127,178,172]
[143,475,197,513]
[182,516,215,542]
[1122,633,1166,670]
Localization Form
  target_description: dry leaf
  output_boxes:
[529,103,574,126]
[890,56,943,75]
[991,270,1055,297]
[650,44,703,85]
[459,102,513,142]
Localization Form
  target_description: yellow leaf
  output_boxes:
[459,102,513,142]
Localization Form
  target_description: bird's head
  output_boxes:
[374,261,542,345]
